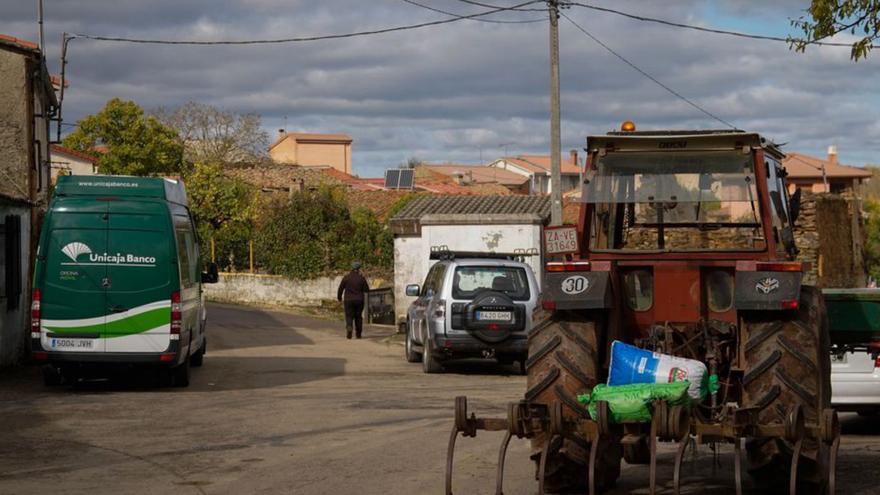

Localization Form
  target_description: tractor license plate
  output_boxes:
[477,311,512,322]
[49,338,95,350]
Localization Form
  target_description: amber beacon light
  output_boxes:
[620,120,636,132]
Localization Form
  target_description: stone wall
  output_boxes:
[795,192,866,288]
[204,272,391,308]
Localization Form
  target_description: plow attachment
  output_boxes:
[445,396,840,495]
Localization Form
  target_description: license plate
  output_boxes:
[830,353,847,364]
[477,311,512,322]
[50,338,95,350]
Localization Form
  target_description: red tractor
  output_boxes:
[445,127,839,495]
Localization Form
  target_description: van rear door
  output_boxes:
[104,201,174,354]
[40,199,108,353]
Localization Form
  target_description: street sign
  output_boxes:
[544,226,579,255]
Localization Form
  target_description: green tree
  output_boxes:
[793,1,880,60]
[184,162,259,270]
[864,200,880,281]
[63,98,184,175]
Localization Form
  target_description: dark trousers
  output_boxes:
[344,300,365,337]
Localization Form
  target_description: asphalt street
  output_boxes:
[1,303,879,494]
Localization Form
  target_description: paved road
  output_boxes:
[1,303,878,494]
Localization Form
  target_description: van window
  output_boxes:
[175,228,198,287]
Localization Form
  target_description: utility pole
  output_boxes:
[37,0,45,54]
[548,0,563,226]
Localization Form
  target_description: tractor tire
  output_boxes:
[526,309,621,493]
[741,285,831,491]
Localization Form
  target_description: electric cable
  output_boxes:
[401,0,546,24]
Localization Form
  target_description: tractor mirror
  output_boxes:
[789,188,802,224]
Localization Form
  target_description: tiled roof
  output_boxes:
[268,132,353,151]
[391,195,550,222]
[225,164,349,190]
[421,164,529,186]
[0,34,39,53]
[50,144,98,164]
[497,155,581,175]
[345,190,416,221]
[783,152,872,179]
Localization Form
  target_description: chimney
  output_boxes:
[278,129,286,138]
[827,145,838,166]
[569,149,578,165]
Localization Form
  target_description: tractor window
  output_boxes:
[584,151,766,252]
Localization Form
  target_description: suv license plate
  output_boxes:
[477,311,512,322]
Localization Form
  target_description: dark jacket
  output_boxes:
[338,270,369,302]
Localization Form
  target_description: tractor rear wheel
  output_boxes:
[742,285,831,490]
[526,309,621,493]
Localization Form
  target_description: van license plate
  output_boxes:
[50,338,95,350]
[477,311,512,322]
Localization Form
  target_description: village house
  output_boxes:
[783,146,872,195]
[49,144,98,180]
[417,163,530,194]
[0,34,57,366]
[487,150,582,195]
[268,131,353,174]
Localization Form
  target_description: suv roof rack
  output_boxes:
[429,245,539,261]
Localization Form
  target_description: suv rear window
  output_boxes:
[452,266,530,301]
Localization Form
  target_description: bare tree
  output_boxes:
[153,102,270,164]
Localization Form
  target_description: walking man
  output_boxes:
[338,261,370,339]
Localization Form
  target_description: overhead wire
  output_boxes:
[559,11,738,129]
[401,0,546,24]
[567,2,880,49]
[68,0,544,45]
[455,0,548,12]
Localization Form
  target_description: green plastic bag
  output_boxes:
[577,382,691,424]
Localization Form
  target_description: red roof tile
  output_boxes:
[421,164,529,186]
[0,34,39,53]
[497,155,581,175]
[783,152,872,179]
[50,144,98,164]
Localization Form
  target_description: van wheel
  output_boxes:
[42,366,63,387]
[191,338,205,367]
[172,358,191,388]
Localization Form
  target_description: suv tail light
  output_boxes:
[433,300,446,319]
[31,289,41,337]
[546,261,591,272]
[171,291,182,338]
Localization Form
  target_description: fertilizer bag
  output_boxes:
[577,382,690,424]
[608,340,708,400]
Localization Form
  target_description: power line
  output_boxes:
[455,0,548,12]
[559,11,737,129]
[568,2,880,49]
[401,0,546,24]
[68,0,543,45]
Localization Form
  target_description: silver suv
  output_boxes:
[403,251,539,373]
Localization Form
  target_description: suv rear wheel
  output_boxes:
[422,340,443,374]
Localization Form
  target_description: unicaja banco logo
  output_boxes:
[60,241,156,266]
[62,242,92,262]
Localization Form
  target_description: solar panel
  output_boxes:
[398,169,414,189]
[384,169,401,189]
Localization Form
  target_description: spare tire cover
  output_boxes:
[465,290,519,343]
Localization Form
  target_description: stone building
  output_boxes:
[0,34,57,366]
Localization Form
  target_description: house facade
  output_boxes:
[487,150,582,195]
[0,34,57,366]
[50,144,98,180]
[783,147,872,195]
[268,131,353,174]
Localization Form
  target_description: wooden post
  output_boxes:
[249,240,254,274]
[211,237,216,263]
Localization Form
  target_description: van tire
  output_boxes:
[172,358,191,388]
[191,338,205,367]
[42,366,63,387]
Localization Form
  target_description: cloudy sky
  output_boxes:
[2,1,879,177]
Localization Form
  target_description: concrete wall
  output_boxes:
[51,153,97,180]
[204,272,389,308]
[393,222,543,323]
[0,48,29,201]
[0,204,31,366]
[269,138,352,174]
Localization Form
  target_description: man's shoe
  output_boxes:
[355,334,362,339]
[346,328,353,339]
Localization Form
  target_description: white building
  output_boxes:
[487,151,582,195]
[50,144,98,180]
[389,195,550,325]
